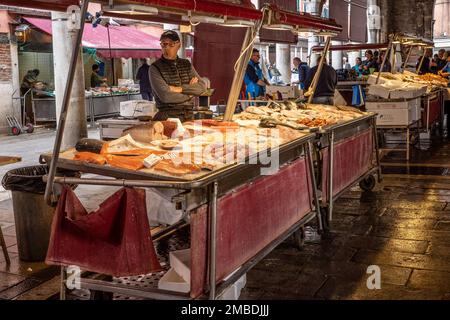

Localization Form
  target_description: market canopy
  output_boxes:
[23,17,162,59]
[0,0,342,34]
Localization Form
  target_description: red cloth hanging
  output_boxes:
[46,186,161,277]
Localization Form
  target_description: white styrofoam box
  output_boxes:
[118,78,134,86]
[158,268,190,293]
[169,249,191,284]
[119,100,157,117]
[366,98,420,126]
[218,274,247,300]
[368,84,392,99]
[389,85,427,99]
[266,85,300,99]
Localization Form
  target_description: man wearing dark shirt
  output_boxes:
[136,59,153,101]
[362,50,378,75]
[416,48,433,75]
[304,57,337,105]
[149,30,207,121]
[436,49,447,72]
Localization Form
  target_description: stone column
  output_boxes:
[51,10,87,150]
[367,0,381,44]
[275,43,291,84]
[305,0,323,67]
[331,40,343,69]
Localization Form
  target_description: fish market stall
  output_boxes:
[366,70,448,159]
[311,43,390,107]
[234,102,381,229]
[41,118,322,299]
[26,0,346,301]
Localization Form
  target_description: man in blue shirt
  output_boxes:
[244,48,269,99]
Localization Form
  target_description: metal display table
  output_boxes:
[32,92,142,125]
[40,132,322,300]
[421,89,444,132]
[314,114,381,228]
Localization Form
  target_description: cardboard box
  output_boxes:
[119,100,156,117]
[266,85,300,99]
[366,97,420,126]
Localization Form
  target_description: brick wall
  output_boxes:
[0,33,12,83]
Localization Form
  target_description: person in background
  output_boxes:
[244,48,269,99]
[136,59,153,101]
[291,57,310,89]
[91,64,107,88]
[149,30,206,121]
[362,50,378,75]
[438,51,450,138]
[436,49,447,72]
[352,57,363,76]
[20,69,41,124]
[416,48,433,75]
[431,54,439,74]
[373,51,380,70]
[343,57,351,70]
[304,56,338,105]
[378,51,392,72]
[438,51,450,82]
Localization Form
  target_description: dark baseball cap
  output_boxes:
[160,30,180,42]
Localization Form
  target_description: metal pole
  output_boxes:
[208,181,219,300]
[60,266,66,300]
[427,95,430,132]
[328,130,335,222]
[372,116,383,183]
[306,141,323,231]
[44,0,90,205]
[223,27,254,121]
[376,39,392,84]
[416,47,427,74]
[401,45,413,73]
[307,36,332,104]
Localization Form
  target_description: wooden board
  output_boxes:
[0,156,21,166]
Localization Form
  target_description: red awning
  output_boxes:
[23,17,161,59]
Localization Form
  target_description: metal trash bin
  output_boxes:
[1,165,76,262]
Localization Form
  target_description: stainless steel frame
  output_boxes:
[44,132,321,300]
[317,114,381,225]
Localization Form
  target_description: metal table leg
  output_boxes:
[328,131,335,222]
[208,181,219,300]
[306,141,323,232]
[60,266,67,300]
[406,126,410,161]
[0,227,10,265]
[372,117,383,182]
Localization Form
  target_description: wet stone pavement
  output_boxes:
[1,131,450,300]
